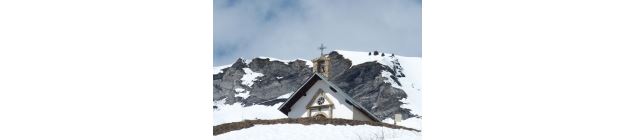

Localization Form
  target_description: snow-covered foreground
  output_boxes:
[215,124,421,140]
[213,100,421,130]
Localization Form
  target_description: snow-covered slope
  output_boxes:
[254,56,313,67]
[215,124,421,140]
[335,50,421,115]
[213,50,422,130]
[212,64,231,75]
[334,50,422,129]
[212,100,287,125]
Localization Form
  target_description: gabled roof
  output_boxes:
[278,73,381,122]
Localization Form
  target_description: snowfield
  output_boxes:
[213,100,287,125]
[240,68,263,87]
[212,64,231,75]
[214,124,421,140]
[277,92,293,99]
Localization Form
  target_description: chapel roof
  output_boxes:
[277,73,381,122]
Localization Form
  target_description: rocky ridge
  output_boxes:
[213,51,419,120]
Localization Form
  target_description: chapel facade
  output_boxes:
[277,45,380,122]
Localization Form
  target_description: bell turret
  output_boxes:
[312,44,330,79]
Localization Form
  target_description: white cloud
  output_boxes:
[214,0,421,65]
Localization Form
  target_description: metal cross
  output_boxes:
[318,43,326,55]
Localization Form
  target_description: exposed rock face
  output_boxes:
[325,51,352,78]
[245,58,313,106]
[213,58,249,104]
[213,51,418,120]
[330,62,414,120]
[213,58,312,106]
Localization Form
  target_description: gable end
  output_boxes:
[278,73,381,122]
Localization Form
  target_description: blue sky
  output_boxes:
[214,0,421,66]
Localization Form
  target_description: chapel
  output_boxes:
[277,45,380,122]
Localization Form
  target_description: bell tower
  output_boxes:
[312,44,330,79]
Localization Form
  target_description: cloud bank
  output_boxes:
[214,0,421,65]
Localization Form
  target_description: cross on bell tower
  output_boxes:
[312,43,330,79]
[318,43,327,56]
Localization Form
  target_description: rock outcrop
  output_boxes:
[213,51,418,120]
[330,62,414,119]
[213,58,312,106]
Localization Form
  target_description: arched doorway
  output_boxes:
[313,113,327,119]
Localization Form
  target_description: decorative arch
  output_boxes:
[313,112,328,119]
[306,89,334,118]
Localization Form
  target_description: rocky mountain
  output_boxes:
[213,50,421,127]
[213,57,313,106]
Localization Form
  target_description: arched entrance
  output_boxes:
[313,113,327,119]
